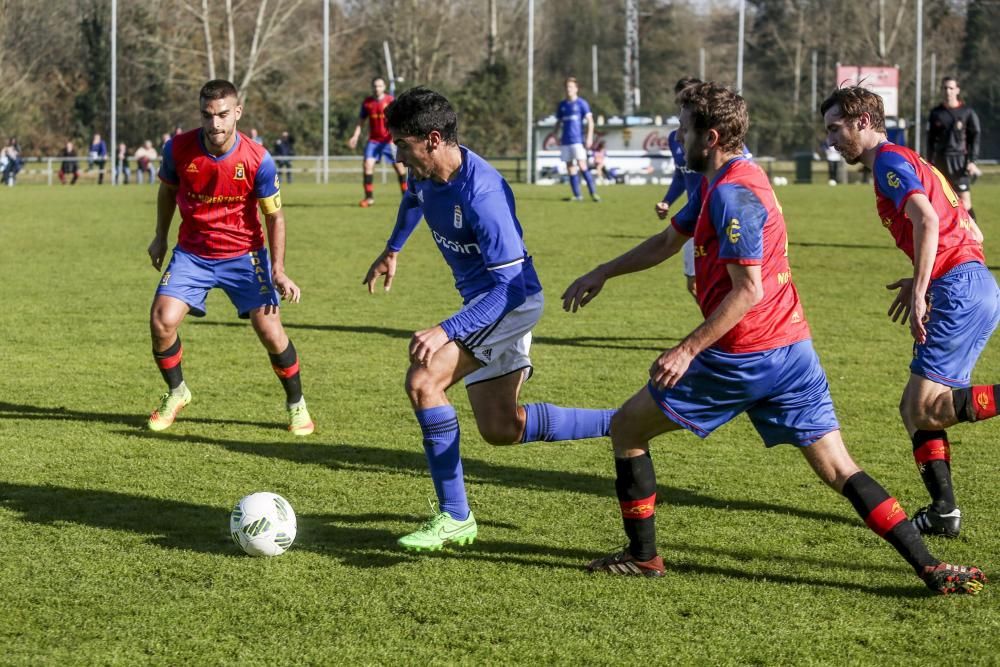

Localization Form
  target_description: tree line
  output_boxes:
[0,0,996,159]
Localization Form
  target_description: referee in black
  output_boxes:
[926,76,981,220]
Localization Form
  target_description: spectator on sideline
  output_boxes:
[926,76,981,220]
[115,142,131,184]
[1,137,21,186]
[89,133,108,184]
[134,140,158,185]
[59,141,80,185]
[273,131,295,184]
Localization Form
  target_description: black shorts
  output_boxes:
[934,154,971,193]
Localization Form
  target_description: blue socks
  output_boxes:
[521,403,615,443]
[416,405,470,521]
[569,173,581,198]
[581,169,596,195]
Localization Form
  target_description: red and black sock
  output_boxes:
[153,336,184,390]
[953,384,1000,422]
[911,430,955,510]
[842,471,937,572]
[269,340,302,404]
[363,173,374,199]
[398,173,408,193]
[615,452,657,562]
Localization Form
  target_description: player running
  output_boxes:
[554,77,600,203]
[146,79,314,436]
[363,87,615,552]
[348,77,408,208]
[822,86,997,539]
[562,81,985,595]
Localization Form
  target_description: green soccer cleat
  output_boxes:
[147,385,192,432]
[287,400,315,436]
[398,510,477,551]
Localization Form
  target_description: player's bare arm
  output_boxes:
[148,181,179,270]
[649,263,762,390]
[584,113,594,150]
[348,122,364,150]
[363,248,399,294]
[904,194,940,344]
[562,225,688,312]
[263,210,301,304]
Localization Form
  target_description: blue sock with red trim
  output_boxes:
[521,404,614,443]
[842,471,937,572]
[416,405,470,521]
[615,452,657,561]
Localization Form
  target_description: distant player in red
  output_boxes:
[823,86,999,539]
[561,81,985,594]
[348,77,408,207]
[146,79,315,436]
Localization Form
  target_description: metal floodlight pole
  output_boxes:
[383,41,396,95]
[526,0,534,184]
[810,50,817,113]
[323,0,330,184]
[110,0,117,186]
[699,47,705,81]
[915,0,923,154]
[624,0,637,115]
[736,0,745,93]
[929,52,936,110]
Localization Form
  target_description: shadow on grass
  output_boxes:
[118,429,860,529]
[0,483,933,596]
[0,401,278,430]
[192,320,679,352]
[789,241,890,251]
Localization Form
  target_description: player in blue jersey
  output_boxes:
[362,87,616,551]
[655,77,704,299]
[554,77,600,202]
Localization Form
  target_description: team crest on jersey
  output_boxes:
[185,163,198,173]
[886,171,901,189]
[453,205,463,229]
[160,271,171,286]
[234,162,247,182]
[881,217,893,228]
[726,218,741,244]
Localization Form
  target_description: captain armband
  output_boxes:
[259,192,282,214]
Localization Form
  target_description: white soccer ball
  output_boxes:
[230,492,297,557]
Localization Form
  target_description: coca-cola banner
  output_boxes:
[835,65,899,118]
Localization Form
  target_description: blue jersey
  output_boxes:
[557,98,592,145]
[662,129,704,206]
[387,147,543,340]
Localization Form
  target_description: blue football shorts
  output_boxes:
[364,140,397,163]
[912,261,1000,387]
[648,339,839,447]
[155,246,280,319]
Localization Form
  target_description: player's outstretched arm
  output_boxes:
[363,248,398,294]
[347,123,363,150]
[263,209,301,303]
[562,225,688,312]
[148,181,179,270]
[904,194,940,344]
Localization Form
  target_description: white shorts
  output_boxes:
[560,144,587,163]
[456,291,544,386]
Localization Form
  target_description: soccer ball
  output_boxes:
[229,492,297,557]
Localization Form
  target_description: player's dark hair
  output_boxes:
[674,76,702,94]
[820,86,886,132]
[941,75,958,87]
[565,76,578,86]
[677,82,748,153]
[385,87,459,144]
[200,79,239,102]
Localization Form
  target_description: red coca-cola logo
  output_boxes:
[643,131,670,152]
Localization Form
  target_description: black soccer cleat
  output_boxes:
[586,548,664,578]
[921,563,987,595]
[911,505,962,538]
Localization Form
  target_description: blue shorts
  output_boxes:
[912,261,1000,387]
[648,339,839,447]
[364,140,396,163]
[155,247,280,319]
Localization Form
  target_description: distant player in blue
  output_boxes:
[655,77,704,298]
[363,87,615,552]
[554,77,600,202]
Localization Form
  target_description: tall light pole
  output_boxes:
[322,0,329,184]
[736,0,745,93]
[526,0,534,184]
[915,0,923,154]
[624,0,638,115]
[110,0,117,186]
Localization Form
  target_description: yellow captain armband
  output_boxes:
[259,192,282,214]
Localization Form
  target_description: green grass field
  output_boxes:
[2,180,1000,665]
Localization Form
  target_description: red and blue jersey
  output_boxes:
[872,143,984,280]
[672,156,810,353]
[360,95,394,144]
[159,129,281,259]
